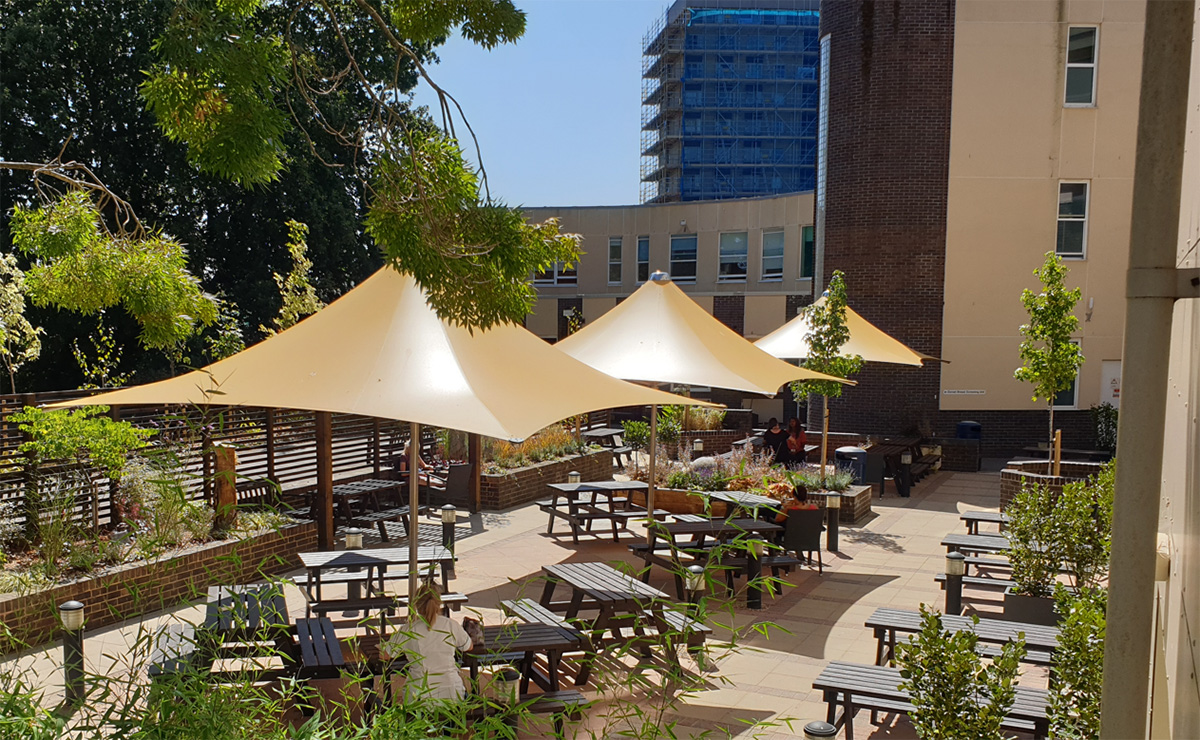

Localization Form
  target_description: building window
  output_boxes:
[800,225,815,278]
[670,234,697,282]
[608,237,623,285]
[533,262,577,285]
[1065,27,1098,106]
[761,230,784,281]
[1053,341,1082,408]
[637,236,650,282]
[1056,182,1089,258]
[718,232,748,281]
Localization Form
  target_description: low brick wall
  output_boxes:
[812,484,873,524]
[0,522,317,654]
[688,430,743,456]
[935,437,981,472]
[999,460,1107,508]
[480,449,613,510]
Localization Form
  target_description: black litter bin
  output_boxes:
[834,446,867,484]
[956,421,982,440]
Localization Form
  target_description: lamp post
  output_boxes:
[945,551,967,615]
[441,504,457,578]
[59,600,85,705]
[343,528,364,617]
[825,494,841,553]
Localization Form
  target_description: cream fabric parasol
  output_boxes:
[754,295,931,366]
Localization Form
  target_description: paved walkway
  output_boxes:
[3,470,1026,738]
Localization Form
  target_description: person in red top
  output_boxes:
[785,419,807,467]
[775,484,819,523]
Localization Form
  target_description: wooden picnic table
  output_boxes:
[582,427,624,447]
[633,518,785,598]
[465,622,584,693]
[864,437,923,497]
[941,531,1011,556]
[961,509,1008,534]
[702,489,780,518]
[331,478,402,527]
[543,480,664,544]
[865,607,1060,667]
[813,661,1049,739]
[297,545,454,608]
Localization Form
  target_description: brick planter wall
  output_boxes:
[935,437,981,472]
[480,449,613,510]
[687,430,743,456]
[0,522,317,654]
[999,460,1107,508]
[812,484,873,524]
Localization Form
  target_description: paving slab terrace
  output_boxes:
[3,469,1039,738]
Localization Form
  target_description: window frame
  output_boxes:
[1064,26,1099,108]
[800,225,816,279]
[1055,181,1090,260]
[669,234,698,283]
[637,236,650,283]
[608,236,623,286]
[761,229,784,282]
[717,231,749,283]
[532,262,578,286]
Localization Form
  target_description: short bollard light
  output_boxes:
[343,528,364,617]
[746,537,765,610]
[945,551,967,615]
[567,470,581,485]
[60,600,85,704]
[803,720,838,739]
[441,504,457,577]
[498,667,522,705]
[685,564,706,597]
[900,451,913,466]
[825,493,841,553]
[693,438,703,454]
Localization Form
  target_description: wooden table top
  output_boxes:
[659,518,782,537]
[542,561,668,605]
[331,478,401,497]
[865,607,1059,651]
[298,545,453,570]
[469,622,582,656]
[547,480,649,494]
[704,490,779,507]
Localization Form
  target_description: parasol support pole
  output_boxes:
[820,396,830,487]
[315,412,334,550]
[409,421,420,599]
[647,403,657,543]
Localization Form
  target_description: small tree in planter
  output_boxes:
[1004,478,1063,624]
[789,270,863,486]
[1014,252,1084,462]
[897,606,1026,740]
[1058,460,1115,590]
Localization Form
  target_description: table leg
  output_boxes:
[843,691,855,739]
[874,629,885,666]
[566,589,585,620]
[547,650,561,692]
[540,577,558,607]
[888,631,897,667]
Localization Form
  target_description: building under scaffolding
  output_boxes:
[640,0,821,204]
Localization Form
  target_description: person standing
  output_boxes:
[762,418,789,465]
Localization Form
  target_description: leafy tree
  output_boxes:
[1005,478,1061,598]
[1049,585,1106,739]
[788,270,864,482]
[72,314,134,390]
[143,0,581,329]
[897,606,1026,740]
[1057,459,1114,590]
[206,297,247,361]
[259,220,324,335]
[1015,252,1084,453]
[0,253,43,393]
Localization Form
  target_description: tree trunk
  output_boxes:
[212,442,239,534]
[820,396,830,488]
[1048,402,1055,466]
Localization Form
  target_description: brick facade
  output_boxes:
[815,0,955,439]
[786,293,813,320]
[479,449,613,510]
[712,295,745,335]
[0,522,317,653]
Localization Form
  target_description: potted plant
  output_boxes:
[1003,478,1062,625]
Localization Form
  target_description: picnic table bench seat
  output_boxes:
[502,598,572,628]
[148,623,202,680]
[294,616,346,679]
[934,572,1017,590]
[350,504,425,541]
[813,660,1049,739]
[867,607,1059,667]
[611,446,634,468]
[465,691,587,739]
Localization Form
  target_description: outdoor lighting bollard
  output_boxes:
[899,451,914,497]
[945,551,967,615]
[826,494,841,553]
[693,438,703,455]
[343,528,364,618]
[441,504,457,577]
[60,600,85,705]
[498,666,522,705]
[803,721,838,739]
[746,538,764,610]
[567,470,581,485]
[684,564,706,617]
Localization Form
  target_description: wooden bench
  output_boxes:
[294,616,345,679]
[934,572,1016,590]
[502,598,572,628]
[910,454,939,481]
[962,509,1008,535]
[866,607,1058,667]
[350,505,425,542]
[813,660,1049,739]
[523,690,588,738]
[148,623,202,680]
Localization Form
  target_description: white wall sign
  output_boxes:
[1102,360,1121,408]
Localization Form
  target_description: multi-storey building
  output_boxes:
[640,0,822,203]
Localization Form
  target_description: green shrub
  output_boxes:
[30,475,80,576]
[621,420,650,451]
[1090,402,1118,452]
[1059,461,1114,590]
[897,606,1026,740]
[1050,585,1106,739]
[1006,479,1061,598]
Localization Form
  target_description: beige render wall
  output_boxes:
[941,0,1143,412]
[525,193,815,327]
[1150,4,1200,732]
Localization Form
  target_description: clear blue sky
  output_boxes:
[411,1,670,207]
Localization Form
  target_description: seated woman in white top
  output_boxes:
[399,440,442,487]
[380,587,474,702]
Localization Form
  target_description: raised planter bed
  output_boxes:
[628,483,872,524]
[1000,459,1107,509]
[813,484,873,524]
[480,449,613,510]
[0,521,317,654]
